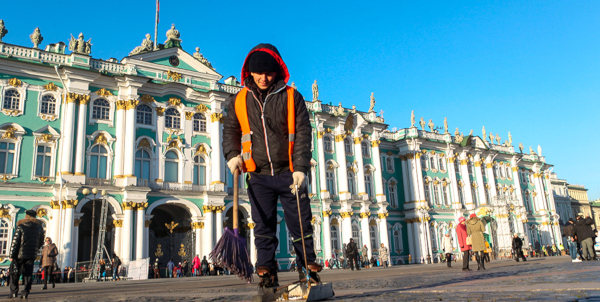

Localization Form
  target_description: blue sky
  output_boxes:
[3,0,599,199]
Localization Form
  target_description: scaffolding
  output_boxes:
[87,195,112,281]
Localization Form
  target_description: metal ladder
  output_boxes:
[89,197,110,281]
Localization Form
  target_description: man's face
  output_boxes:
[250,72,278,90]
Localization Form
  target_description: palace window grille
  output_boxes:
[35,145,52,177]
[164,151,179,183]
[471,187,479,207]
[0,220,9,256]
[365,174,373,197]
[165,108,181,129]
[468,161,475,176]
[331,225,339,251]
[0,142,15,174]
[438,156,446,171]
[89,145,108,179]
[40,95,56,115]
[323,136,333,152]
[386,157,394,171]
[443,185,451,207]
[424,184,432,206]
[193,113,207,132]
[136,104,153,125]
[92,98,110,120]
[454,159,460,174]
[499,166,506,178]
[326,170,336,195]
[388,183,397,208]
[361,141,370,157]
[135,149,151,181]
[352,224,360,245]
[393,230,401,252]
[347,172,356,195]
[344,138,352,154]
[421,154,428,170]
[494,165,499,179]
[193,155,207,185]
[429,155,437,170]
[370,225,378,249]
[458,186,465,206]
[433,183,441,206]
[3,90,20,110]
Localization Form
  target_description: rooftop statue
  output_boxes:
[444,117,448,133]
[291,82,297,90]
[495,134,501,144]
[130,34,153,55]
[164,24,181,48]
[529,146,536,155]
[427,119,434,132]
[508,131,513,145]
[537,145,542,156]
[411,111,416,127]
[368,92,376,112]
[351,105,357,113]
[312,80,319,101]
[469,129,473,136]
[30,27,43,49]
[419,117,426,130]
[193,47,214,69]
[455,132,464,144]
[454,127,459,137]
[489,132,494,143]
[482,126,486,141]
[519,142,524,153]
[0,20,7,42]
[335,103,345,116]
[68,33,92,55]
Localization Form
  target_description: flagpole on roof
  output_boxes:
[154,0,159,50]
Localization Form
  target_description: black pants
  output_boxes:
[445,253,452,266]
[348,254,358,270]
[483,253,490,263]
[43,265,54,287]
[462,251,470,269]
[10,259,35,296]
[514,248,527,261]
[248,171,315,270]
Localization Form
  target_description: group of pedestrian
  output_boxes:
[564,213,597,262]
[152,255,216,278]
[456,214,487,271]
[324,240,390,270]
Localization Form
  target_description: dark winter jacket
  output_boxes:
[41,243,58,268]
[222,44,312,175]
[113,256,121,267]
[572,216,594,242]
[10,216,44,260]
[346,241,358,256]
[456,223,471,252]
[562,222,574,238]
[512,237,523,249]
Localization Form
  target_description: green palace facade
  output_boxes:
[0,20,563,270]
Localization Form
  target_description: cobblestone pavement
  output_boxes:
[0,256,598,301]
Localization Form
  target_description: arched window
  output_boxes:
[352,224,360,245]
[393,229,401,252]
[425,183,432,206]
[347,172,356,196]
[135,149,151,180]
[388,182,397,208]
[361,141,370,157]
[454,159,460,174]
[331,225,339,251]
[344,138,352,154]
[429,154,437,170]
[458,185,465,205]
[40,95,56,115]
[499,165,506,178]
[369,225,378,249]
[506,166,512,179]
[438,156,446,171]
[164,150,179,183]
[365,173,373,197]
[323,136,333,152]
[443,184,451,207]
[386,157,394,171]
[433,183,441,206]
[136,104,153,125]
[165,108,181,129]
[326,168,336,195]
[92,98,110,120]
[421,154,428,170]
[3,90,20,110]
[468,161,474,176]
[0,220,9,255]
[485,185,491,204]
[89,145,108,179]
[193,113,206,132]
[35,145,52,177]
[0,141,15,174]
[193,155,207,186]
[471,187,479,206]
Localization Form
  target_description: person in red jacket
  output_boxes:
[456,216,472,271]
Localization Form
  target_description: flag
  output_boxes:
[157,0,160,23]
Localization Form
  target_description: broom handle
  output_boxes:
[295,185,311,289]
[233,168,239,236]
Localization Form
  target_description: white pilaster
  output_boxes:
[414,153,427,204]
[215,208,224,242]
[113,220,122,259]
[400,157,411,203]
[194,224,202,259]
[371,141,385,203]
[487,160,499,198]
[49,205,61,244]
[378,214,390,260]
[316,133,329,199]
[123,102,138,185]
[61,206,75,267]
[341,214,353,247]
[209,95,225,192]
[60,100,77,175]
[474,159,486,205]
[135,206,145,260]
[121,206,133,264]
[323,209,332,259]
[354,137,366,200]
[360,214,371,258]
[114,106,126,179]
[406,222,415,263]
[334,133,349,201]
[202,209,213,258]
[448,157,461,209]
[459,157,474,210]
[74,101,88,179]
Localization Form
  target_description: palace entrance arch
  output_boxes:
[148,204,195,271]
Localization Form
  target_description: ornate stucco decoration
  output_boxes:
[185,112,194,120]
[130,33,153,55]
[167,139,182,151]
[8,78,22,87]
[193,47,214,69]
[39,133,54,143]
[340,211,354,219]
[43,82,58,91]
[202,205,213,213]
[30,27,43,49]
[194,145,207,156]
[164,24,182,49]
[94,133,108,145]
[138,138,151,149]
[36,208,47,218]
[166,70,182,82]
[95,88,113,97]
[0,20,7,42]
[126,100,139,110]
[322,210,332,217]
[165,221,179,233]
[68,33,92,55]
[140,95,155,103]
[191,222,204,229]
[210,113,223,123]
[62,199,79,209]
[0,208,10,220]
[113,220,124,227]
[360,212,371,218]
[155,107,165,116]
[334,134,346,142]
[195,104,209,113]
[0,126,16,140]
[116,100,127,110]
[167,97,181,107]
[378,212,389,219]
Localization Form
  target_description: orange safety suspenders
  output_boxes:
[234,86,295,173]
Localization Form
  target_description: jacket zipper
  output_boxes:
[250,86,287,176]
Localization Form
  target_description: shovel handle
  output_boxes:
[233,168,239,234]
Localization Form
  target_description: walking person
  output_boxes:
[466,214,486,270]
[564,219,581,262]
[192,255,200,276]
[167,259,174,278]
[456,216,472,271]
[182,260,189,277]
[379,243,389,268]
[443,231,454,268]
[9,209,44,299]
[361,245,368,268]
[40,237,58,290]
[346,238,359,271]
[342,244,348,269]
[222,43,320,288]
[572,213,595,261]
[201,256,209,276]
[112,255,121,281]
[512,234,527,262]
[483,241,491,263]
[153,258,161,279]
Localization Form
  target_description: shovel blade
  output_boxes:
[306,283,335,301]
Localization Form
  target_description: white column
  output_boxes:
[487,161,499,198]
[122,204,133,264]
[316,133,329,199]
[60,98,77,174]
[114,104,126,178]
[123,101,138,185]
[406,222,415,263]
[248,222,257,265]
[74,100,88,176]
[113,220,122,259]
[407,155,418,202]
[378,214,390,260]
[354,137,366,199]
[511,165,524,205]
[135,206,145,260]
[61,202,75,267]
[202,208,213,258]
[474,160,486,205]
[459,157,474,210]
[400,157,411,202]
[210,113,224,191]
[49,204,61,244]
[215,208,224,242]
[371,141,385,202]
[144,219,150,259]
[414,153,427,203]
[448,158,461,209]
[360,214,371,258]
[322,212,332,259]
[335,134,349,200]
[72,220,80,265]
[341,214,353,246]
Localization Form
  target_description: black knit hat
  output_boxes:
[247,51,281,73]
[26,210,36,217]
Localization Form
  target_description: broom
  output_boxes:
[210,168,253,283]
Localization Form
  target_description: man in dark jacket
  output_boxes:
[201,256,209,276]
[572,213,595,260]
[222,43,319,288]
[346,239,359,271]
[9,210,44,299]
[112,255,121,281]
[563,218,580,262]
[512,234,527,262]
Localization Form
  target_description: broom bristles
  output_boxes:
[209,227,253,283]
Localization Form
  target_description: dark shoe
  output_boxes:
[41,286,47,290]
[52,283,55,288]
[20,294,27,300]
[8,294,17,299]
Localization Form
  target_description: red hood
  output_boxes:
[241,43,290,86]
